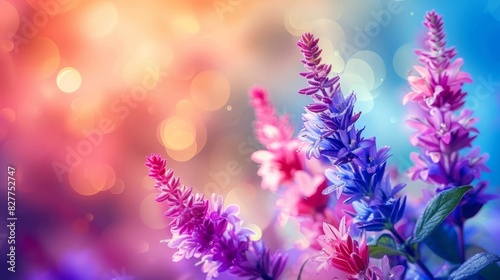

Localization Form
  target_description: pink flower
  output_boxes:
[251,140,304,192]
[313,217,369,276]
[403,59,472,109]
[250,87,294,150]
[402,11,473,110]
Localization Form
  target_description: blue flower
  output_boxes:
[297,34,407,231]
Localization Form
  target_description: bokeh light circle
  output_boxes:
[110,178,125,194]
[340,73,368,96]
[350,51,386,91]
[0,1,19,39]
[25,0,81,14]
[68,164,115,196]
[69,166,100,196]
[318,36,345,73]
[159,117,197,151]
[175,100,195,117]
[190,70,230,111]
[166,141,198,162]
[344,59,375,90]
[89,164,116,192]
[57,67,82,93]
[285,0,344,36]
[122,41,171,87]
[140,193,168,229]
[195,121,207,154]
[18,36,60,80]
[82,1,118,38]
[393,43,417,79]
[305,19,345,52]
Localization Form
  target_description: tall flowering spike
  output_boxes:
[250,87,293,150]
[145,154,287,280]
[297,33,336,96]
[249,86,330,209]
[403,11,491,224]
[415,10,457,72]
[145,154,207,234]
[297,33,406,231]
[250,87,308,193]
[404,10,472,109]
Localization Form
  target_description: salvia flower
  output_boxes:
[313,217,369,275]
[313,217,404,280]
[368,256,405,280]
[403,10,492,224]
[296,33,406,231]
[146,154,287,280]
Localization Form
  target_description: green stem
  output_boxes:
[390,227,435,280]
[297,257,311,280]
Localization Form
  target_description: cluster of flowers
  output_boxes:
[249,86,350,250]
[145,155,287,279]
[145,10,496,280]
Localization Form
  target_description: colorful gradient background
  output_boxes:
[0,0,499,279]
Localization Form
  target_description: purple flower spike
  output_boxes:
[145,154,287,279]
[404,11,472,110]
[403,11,492,224]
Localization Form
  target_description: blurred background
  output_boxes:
[0,0,499,279]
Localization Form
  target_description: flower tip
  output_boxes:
[249,86,267,99]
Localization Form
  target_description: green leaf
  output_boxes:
[424,221,461,263]
[369,233,405,258]
[450,252,500,280]
[467,245,500,280]
[412,186,472,244]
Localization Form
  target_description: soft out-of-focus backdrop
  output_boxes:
[0,0,499,279]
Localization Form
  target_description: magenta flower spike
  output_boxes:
[145,154,287,280]
[249,87,326,199]
[250,87,294,151]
